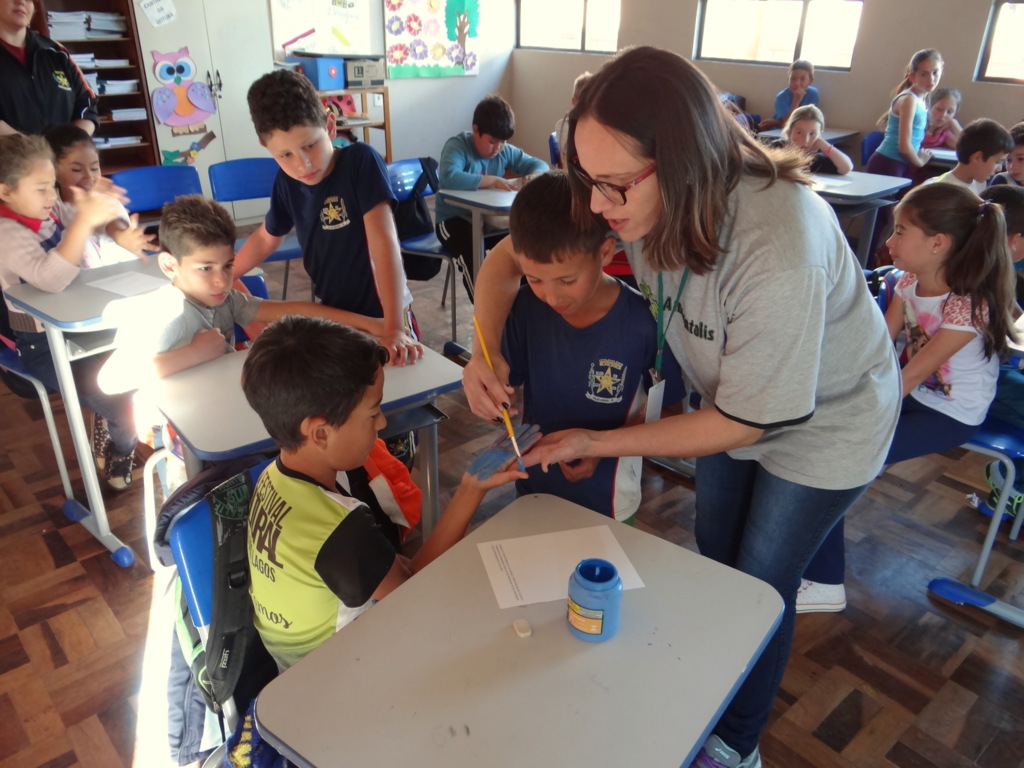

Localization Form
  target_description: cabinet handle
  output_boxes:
[215,70,223,98]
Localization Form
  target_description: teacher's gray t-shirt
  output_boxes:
[626,176,900,490]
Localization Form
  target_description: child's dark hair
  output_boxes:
[896,183,1016,358]
[789,59,814,80]
[159,195,236,259]
[878,48,943,127]
[473,95,515,141]
[982,184,1024,236]
[241,316,389,451]
[0,134,54,187]
[247,70,326,140]
[954,118,1014,163]
[509,171,606,263]
[1010,121,1024,147]
[42,124,95,159]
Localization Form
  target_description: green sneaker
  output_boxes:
[984,461,1022,517]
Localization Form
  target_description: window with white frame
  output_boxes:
[696,0,863,70]
[518,0,620,53]
[977,0,1024,84]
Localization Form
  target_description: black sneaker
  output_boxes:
[105,451,135,491]
[91,414,111,472]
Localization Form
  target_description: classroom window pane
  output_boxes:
[981,1,1024,81]
[584,0,621,53]
[800,0,862,69]
[519,0,620,52]
[519,0,584,50]
[700,0,802,64]
[698,0,862,69]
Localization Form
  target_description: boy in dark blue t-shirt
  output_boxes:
[234,69,420,367]
[500,172,681,523]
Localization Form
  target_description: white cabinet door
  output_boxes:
[133,0,274,222]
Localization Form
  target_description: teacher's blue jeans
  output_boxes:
[694,452,870,757]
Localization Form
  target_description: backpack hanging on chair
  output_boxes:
[394,157,443,281]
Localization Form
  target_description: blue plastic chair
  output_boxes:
[208,158,305,301]
[0,341,73,500]
[549,132,561,167]
[110,165,202,214]
[861,131,884,167]
[386,158,463,342]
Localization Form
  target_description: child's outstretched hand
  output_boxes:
[111,213,155,260]
[91,176,130,206]
[70,185,124,229]
[466,423,541,482]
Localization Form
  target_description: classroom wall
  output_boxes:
[267,0,515,161]
[508,0,1022,164]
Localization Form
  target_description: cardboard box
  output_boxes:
[286,55,346,90]
[344,58,385,88]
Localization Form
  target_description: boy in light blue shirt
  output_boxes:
[435,95,547,291]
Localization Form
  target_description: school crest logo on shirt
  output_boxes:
[319,195,350,230]
[52,70,71,90]
[587,359,626,404]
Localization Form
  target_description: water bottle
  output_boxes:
[567,558,622,641]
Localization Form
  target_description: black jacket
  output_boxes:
[0,29,98,134]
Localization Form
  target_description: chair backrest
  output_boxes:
[386,157,438,202]
[239,273,269,300]
[862,131,884,167]
[110,165,203,213]
[549,132,561,167]
[208,158,279,203]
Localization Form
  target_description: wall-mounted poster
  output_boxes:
[270,0,381,58]
[385,0,479,79]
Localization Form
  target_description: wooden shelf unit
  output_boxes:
[34,0,158,170]
[319,86,392,163]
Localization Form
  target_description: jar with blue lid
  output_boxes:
[567,558,622,641]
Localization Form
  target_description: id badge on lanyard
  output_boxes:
[645,269,688,423]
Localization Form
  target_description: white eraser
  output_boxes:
[513,618,532,638]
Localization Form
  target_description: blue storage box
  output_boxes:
[286,55,347,90]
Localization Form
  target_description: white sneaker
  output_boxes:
[795,579,846,613]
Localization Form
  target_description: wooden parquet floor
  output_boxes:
[1,260,1022,767]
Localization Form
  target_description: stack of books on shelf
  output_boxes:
[95,58,131,67]
[83,71,99,91]
[87,11,128,38]
[109,107,148,122]
[94,135,143,147]
[98,78,139,94]
[70,51,95,67]
[47,10,88,39]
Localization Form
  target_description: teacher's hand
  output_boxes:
[524,428,595,473]
[463,351,515,421]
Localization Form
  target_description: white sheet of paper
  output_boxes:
[88,272,167,297]
[478,525,645,609]
[812,177,852,191]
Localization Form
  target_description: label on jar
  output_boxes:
[567,597,604,635]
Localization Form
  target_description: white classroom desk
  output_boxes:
[436,188,518,276]
[759,126,860,144]
[812,170,912,266]
[254,494,784,768]
[155,346,463,533]
[5,257,166,567]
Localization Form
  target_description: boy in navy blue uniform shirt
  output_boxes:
[234,69,420,367]
[499,172,681,522]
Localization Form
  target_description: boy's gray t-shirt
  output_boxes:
[625,176,900,490]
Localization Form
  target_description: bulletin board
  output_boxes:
[270,0,384,58]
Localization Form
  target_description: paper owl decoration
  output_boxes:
[150,47,216,134]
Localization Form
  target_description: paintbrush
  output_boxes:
[472,316,525,470]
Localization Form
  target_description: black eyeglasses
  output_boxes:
[568,155,656,206]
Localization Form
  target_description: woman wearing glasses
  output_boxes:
[466,46,899,768]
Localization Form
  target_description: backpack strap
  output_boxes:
[204,466,261,707]
[416,156,440,196]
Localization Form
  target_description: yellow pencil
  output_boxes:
[472,316,524,462]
